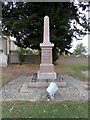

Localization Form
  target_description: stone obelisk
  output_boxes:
[37,16,56,80]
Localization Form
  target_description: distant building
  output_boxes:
[0,36,9,55]
[10,39,19,54]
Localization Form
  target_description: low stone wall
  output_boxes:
[9,54,88,65]
[56,56,88,65]
[9,54,40,64]
[23,55,40,64]
[9,54,20,64]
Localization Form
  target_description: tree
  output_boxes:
[16,48,25,65]
[2,2,89,61]
[73,43,87,57]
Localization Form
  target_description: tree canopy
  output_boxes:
[2,2,89,54]
[73,43,87,57]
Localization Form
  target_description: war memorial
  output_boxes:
[29,16,66,88]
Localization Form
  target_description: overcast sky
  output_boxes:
[68,0,88,53]
[68,34,88,53]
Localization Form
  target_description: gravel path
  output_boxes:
[1,75,89,102]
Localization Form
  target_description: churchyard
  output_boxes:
[1,56,89,118]
[1,6,89,118]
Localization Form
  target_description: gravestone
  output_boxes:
[37,16,56,80]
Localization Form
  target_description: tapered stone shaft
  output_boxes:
[44,16,50,43]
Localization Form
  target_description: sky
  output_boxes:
[68,0,88,53]
[68,34,88,53]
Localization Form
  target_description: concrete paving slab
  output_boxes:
[1,75,88,102]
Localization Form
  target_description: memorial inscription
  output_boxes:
[43,52,51,59]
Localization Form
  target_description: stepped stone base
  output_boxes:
[37,70,57,80]
[40,64,54,72]
[28,81,66,88]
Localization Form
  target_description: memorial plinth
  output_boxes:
[37,16,56,80]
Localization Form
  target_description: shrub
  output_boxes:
[16,48,25,64]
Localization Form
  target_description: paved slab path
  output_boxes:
[1,75,89,102]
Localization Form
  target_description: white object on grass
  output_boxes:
[10,106,14,112]
[46,82,58,100]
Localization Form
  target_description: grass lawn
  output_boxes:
[69,64,88,81]
[55,64,88,81]
[2,64,39,86]
[1,57,89,119]
[2,101,88,118]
